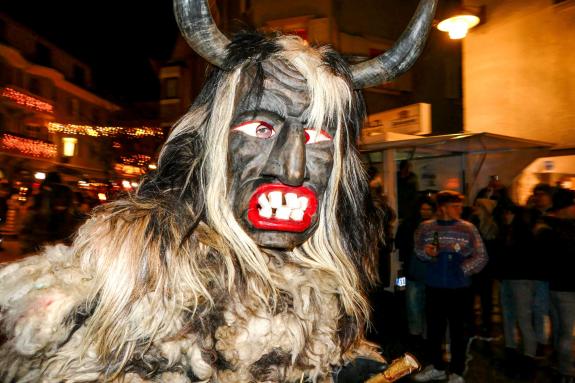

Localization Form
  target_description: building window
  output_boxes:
[0,60,7,85]
[162,78,179,99]
[13,69,23,87]
[92,108,102,124]
[35,43,52,67]
[0,19,6,43]
[73,65,86,87]
[24,125,48,141]
[68,98,80,119]
[240,0,251,13]
[28,77,41,97]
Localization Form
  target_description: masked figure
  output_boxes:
[0,1,436,381]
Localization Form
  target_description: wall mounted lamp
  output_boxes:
[437,6,484,39]
[62,137,78,157]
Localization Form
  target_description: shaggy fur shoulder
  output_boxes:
[0,245,97,381]
[0,204,380,383]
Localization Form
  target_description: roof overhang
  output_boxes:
[360,132,554,159]
[360,132,556,203]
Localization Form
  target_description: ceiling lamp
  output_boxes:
[437,8,482,39]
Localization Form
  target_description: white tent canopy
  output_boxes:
[360,132,554,207]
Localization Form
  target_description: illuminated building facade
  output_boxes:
[0,13,124,182]
[0,13,165,186]
[462,0,575,201]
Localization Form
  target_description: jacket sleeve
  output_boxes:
[414,222,431,261]
[461,224,488,276]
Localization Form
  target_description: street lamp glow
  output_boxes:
[34,172,46,180]
[437,14,480,40]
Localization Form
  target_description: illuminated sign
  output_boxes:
[361,103,432,144]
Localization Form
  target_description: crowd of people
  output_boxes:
[377,172,575,383]
[0,172,102,253]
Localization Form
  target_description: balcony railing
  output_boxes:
[0,86,54,114]
[0,132,57,159]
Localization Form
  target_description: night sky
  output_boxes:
[0,1,180,103]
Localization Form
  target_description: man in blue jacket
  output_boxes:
[413,190,487,383]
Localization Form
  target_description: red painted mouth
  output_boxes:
[247,184,318,233]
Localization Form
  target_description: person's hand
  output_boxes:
[424,244,438,258]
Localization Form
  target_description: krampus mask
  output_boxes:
[0,0,436,382]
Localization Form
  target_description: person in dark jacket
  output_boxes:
[397,160,419,220]
[396,197,436,348]
[0,182,10,225]
[20,172,75,253]
[0,182,11,250]
[531,183,554,354]
[366,167,398,348]
[412,191,487,383]
[496,203,541,378]
[535,188,575,382]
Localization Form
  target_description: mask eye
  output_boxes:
[232,121,275,139]
[304,128,332,144]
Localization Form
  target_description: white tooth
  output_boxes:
[298,197,309,211]
[269,191,283,208]
[285,193,300,209]
[259,206,272,219]
[290,209,304,221]
[275,206,291,220]
[258,194,271,209]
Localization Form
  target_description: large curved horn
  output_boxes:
[173,0,230,67]
[351,0,438,89]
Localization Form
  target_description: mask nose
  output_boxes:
[261,119,306,186]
